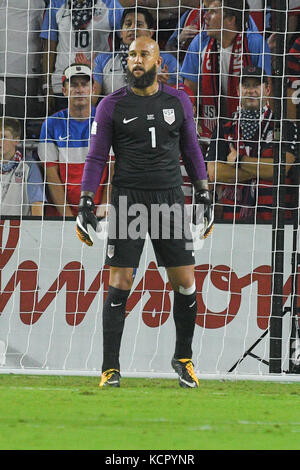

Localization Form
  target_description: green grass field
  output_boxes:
[0,374,299,450]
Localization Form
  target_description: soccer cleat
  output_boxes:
[171,357,199,388]
[99,369,121,388]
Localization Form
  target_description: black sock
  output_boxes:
[173,290,197,359]
[102,285,130,372]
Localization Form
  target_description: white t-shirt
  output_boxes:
[247,0,262,8]
[290,0,300,10]
[220,44,233,96]
[40,0,123,94]
[0,0,45,76]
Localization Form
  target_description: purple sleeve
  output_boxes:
[178,90,208,182]
[81,97,114,195]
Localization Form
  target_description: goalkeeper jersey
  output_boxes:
[81,83,207,194]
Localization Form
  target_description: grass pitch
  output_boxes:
[0,374,299,450]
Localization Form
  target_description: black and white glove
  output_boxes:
[76,195,101,247]
[192,186,214,239]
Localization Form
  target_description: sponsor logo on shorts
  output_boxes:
[107,244,115,258]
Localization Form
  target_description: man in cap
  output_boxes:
[206,65,298,221]
[38,64,107,216]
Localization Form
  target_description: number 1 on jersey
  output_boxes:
[148,127,156,148]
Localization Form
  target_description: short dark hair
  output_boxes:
[241,65,269,84]
[222,0,250,32]
[121,7,155,30]
[0,117,21,139]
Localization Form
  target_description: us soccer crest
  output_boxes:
[163,109,175,125]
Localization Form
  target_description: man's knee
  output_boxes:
[178,281,196,295]
[166,265,195,293]
[109,267,134,291]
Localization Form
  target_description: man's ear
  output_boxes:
[264,82,271,97]
[225,14,236,31]
[62,83,68,97]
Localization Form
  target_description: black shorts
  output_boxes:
[105,186,195,268]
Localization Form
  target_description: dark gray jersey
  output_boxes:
[82,83,207,192]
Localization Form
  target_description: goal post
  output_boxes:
[269,0,288,374]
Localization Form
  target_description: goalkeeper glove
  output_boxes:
[76,195,101,246]
[192,184,214,239]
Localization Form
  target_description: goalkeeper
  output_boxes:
[76,37,213,389]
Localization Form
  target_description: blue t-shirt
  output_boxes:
[180,29,272,82]
[38,107,97,207]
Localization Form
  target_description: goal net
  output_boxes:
[0,0,299,381]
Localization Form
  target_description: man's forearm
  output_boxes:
[31,202,44,217]
[209,162,252,184]
[42,39,56,88]
[48,183,73,216]
[240,156,274,181]
[46,166,74,216]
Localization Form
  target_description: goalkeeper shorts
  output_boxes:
[105,185,195,268]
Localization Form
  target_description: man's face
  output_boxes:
[205,1,222,37]
[206,1,234,39]
[127,38,161,88]
[63,76,92,108]
[120,12,152,46]
[240,77,269,110]
[0,128,19,160]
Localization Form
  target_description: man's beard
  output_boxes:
[126,64,157,89]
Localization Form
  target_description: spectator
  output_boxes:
[0,0,46,126]
[166,0,262,62]
[0,118,45,216]
[175,83,198,206]
[289,0,300,39]
[40,0,124,114]
[206,65,298,222]
[286,35,300,121]
[92,7,180,101]
[181,0,272,151]
[38,64,107,217]
[121,1,204,48]
[166,0,213,63]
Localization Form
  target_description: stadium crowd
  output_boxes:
[0,0,299,221]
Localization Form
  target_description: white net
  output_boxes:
[0,0,299,381]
